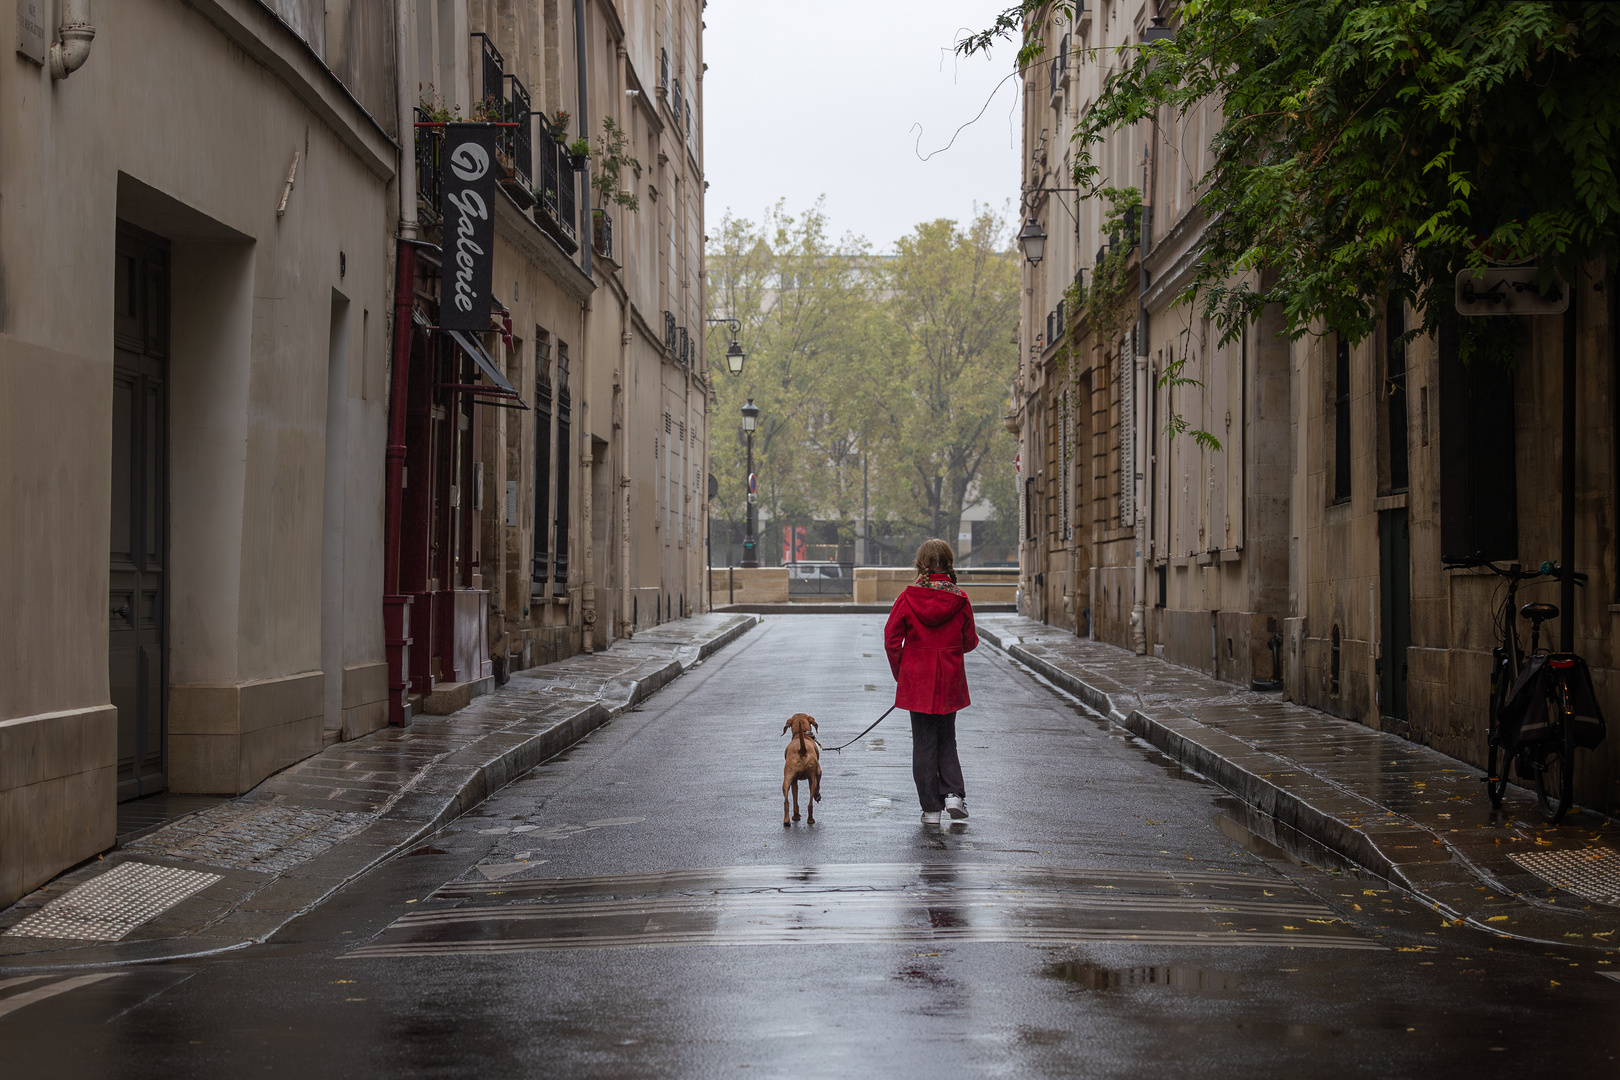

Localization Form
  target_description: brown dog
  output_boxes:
[782,712,822,826]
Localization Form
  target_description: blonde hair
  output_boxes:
[913,539,957,584]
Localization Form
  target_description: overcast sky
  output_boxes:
[701,2,1019,252]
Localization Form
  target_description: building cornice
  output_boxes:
[493,188,598,304]
[185,0,397,181]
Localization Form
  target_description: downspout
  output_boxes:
[383,0,418,725]
[619,308,632,636]
[573,0,594,650]
[574,0,593,281]
[1131,145,1151,656]
[49,0,95,81]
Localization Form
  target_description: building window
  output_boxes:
[1333,333,1352,503]
[531,329,553,592]
[1386,298,1410,492]
[1024,476,1037,546]
[1438,309,1517,561]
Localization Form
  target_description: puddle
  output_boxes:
[1044,961,1237,992]
[403,846,450,857]
[867,738,886,752]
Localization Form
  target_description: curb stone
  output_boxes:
[977,619,1620,954]
[0,614,759,971]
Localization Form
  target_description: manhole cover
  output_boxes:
[1509,847,1620,907]
[3,862,220,942]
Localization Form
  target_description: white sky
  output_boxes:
[701,2,1019,252]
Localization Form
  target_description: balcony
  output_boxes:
[474,33,503,113]
[534,118,578,253]
[499,73,533,202]
[414,107,443,223]
[664,311,677,352]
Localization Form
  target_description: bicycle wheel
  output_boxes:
[1535,697,1576,824]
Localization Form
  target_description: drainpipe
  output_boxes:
[1130,146,1151,657]
[49,0,95,81]
[574,0,593,281]
[382,0,418,725]
[395,0,418,241]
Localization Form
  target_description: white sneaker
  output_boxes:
[944,795,968,819]
[920,810,942,824]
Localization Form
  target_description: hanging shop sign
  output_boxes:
[1455,267,1569,317]
[439,123,498,332]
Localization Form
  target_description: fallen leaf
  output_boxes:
[1488,916,1509,922]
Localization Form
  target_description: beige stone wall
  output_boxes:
[708,567,789,605]
[0,0,394,903]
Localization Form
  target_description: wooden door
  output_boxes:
[111,224,169,801]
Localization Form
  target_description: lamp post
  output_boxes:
[705,317,746,375]
[741,397,759,568]
[1017,217,1048,265]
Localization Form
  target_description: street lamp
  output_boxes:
[741,398,760,568]
[1017,218,1048,265]
[706,316,747,375]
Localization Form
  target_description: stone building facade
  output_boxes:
[1014,1,1620,815]
[0,0,709,909]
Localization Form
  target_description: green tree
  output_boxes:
[705,202,878,554]
[877,211,1021,548]
[965,1,1620,357]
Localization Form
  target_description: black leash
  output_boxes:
[820,705,898,754]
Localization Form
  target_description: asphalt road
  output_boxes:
[5,615,1619,1078]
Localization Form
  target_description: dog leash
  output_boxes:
[820,705,898,754]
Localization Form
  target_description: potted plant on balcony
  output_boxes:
[567,137,590,172]
[551,109,571,141]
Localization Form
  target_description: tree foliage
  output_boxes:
[706,205,1020,561]
[966,1,1620,359]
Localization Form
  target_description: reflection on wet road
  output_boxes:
[353,863,1376,955]
[4,615,1620,1078]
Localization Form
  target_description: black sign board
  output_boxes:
[439,123,498,331]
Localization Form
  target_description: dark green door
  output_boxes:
[1379,508,1411,724]
[110,224,169,801]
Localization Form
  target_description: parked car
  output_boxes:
[786,561,847,581]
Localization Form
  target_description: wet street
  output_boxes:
[5,615,1619,1077]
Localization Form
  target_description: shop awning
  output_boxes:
[445,328,528,409]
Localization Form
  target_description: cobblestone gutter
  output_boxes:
[0,615,758,970]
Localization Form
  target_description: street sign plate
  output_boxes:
[16,0,45,64]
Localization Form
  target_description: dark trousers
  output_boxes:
[910,711,965,812]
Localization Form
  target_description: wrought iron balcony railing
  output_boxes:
[535,117,578,251]
[414,107,443,222]
[664,311,677,352]
[503,73,532,193]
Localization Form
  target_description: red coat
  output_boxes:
[884,576,979,714]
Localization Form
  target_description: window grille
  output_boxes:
[531,330,553,589]
[1118,338,1135,524]
[553,344,571,586]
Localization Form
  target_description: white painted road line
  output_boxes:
[0,973,122,1019]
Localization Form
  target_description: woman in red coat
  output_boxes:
[884,539,978,824]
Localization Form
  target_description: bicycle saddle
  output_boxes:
[1520,602,1560,623]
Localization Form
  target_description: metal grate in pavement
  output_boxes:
[2,862,220,941]
[1509,847,1620,908]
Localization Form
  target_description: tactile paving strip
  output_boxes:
[3,862,221,941]
[1509,847,1620,908]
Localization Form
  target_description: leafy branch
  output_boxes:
[591,116,640,212]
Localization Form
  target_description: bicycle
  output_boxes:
[1442,555,1600,824]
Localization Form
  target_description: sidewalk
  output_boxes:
[0,614,757,970]
[979,615,1620,953]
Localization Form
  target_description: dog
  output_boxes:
[782,712,822,826]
